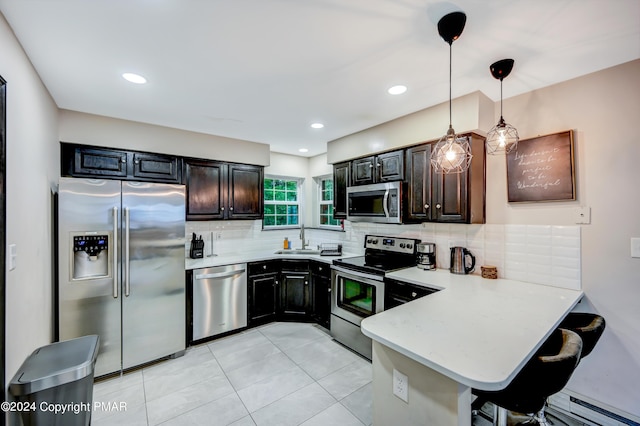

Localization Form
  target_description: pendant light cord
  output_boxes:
[449,43,452,127]
[500,78,503,119]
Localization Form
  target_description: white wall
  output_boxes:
[0,12,59,394]
[59,109,271,166]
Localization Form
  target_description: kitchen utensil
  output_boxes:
[450,246,475,274]
[417,242,437,270]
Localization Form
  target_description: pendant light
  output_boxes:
[486,59,519,155]
[431,11,472,174]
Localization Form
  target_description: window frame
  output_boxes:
[317,174,342,229]
[263,175,304,229]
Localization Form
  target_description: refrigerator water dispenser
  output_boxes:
[72,233,110,280]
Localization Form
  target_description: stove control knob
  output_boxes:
[366,239,372,244]
[399,243,405,248]
[372,239,378,244]
[407,243,413,249]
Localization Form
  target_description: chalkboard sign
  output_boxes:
[506,130,575,202]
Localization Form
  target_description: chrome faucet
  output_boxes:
[300,224,309,249]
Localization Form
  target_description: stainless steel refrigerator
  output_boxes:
[57,177,186,377]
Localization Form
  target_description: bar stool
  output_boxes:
[558,312,606,359]
[473,328,583,426]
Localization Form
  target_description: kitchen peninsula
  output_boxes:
[361,269,583,426]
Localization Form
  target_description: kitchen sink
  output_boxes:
[274,249,321,255]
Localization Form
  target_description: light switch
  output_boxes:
[574,206,591,224]
[8,244,17,271]
[631,238,640,258]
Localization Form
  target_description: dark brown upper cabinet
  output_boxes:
[332,162,350,219]
[350,150,404,186]
[404,133,485,224]
[61,143,181,184]
[184,159,263,221]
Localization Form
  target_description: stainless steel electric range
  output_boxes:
[330,234,420,359]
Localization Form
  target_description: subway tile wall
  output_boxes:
[185,220,581,290]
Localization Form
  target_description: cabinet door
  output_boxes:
[228,164,263,219]
[249,274,279,325]
[405,144,433,221]
[376,150,404,182]
[432,166,469,222]
[280,272,310,317]
[333,162,350,219]
[351,156,375,185]
[185,159,226,220]
[72,146,128,178]
[311,273,331,329]
[132,152,181,183]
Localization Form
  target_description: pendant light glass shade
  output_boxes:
[431,11,472,174]
[486,59,519,155]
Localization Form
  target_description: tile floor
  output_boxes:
[91,321,586,426]
[92,322,372,426]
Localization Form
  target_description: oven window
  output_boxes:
[338,277,376,317]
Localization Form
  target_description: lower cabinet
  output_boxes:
[247,259,332,328]
[248,261,280,326]
[310,261,331,329]
[280,260,311,320]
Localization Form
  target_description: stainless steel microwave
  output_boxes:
[346,181,402,224]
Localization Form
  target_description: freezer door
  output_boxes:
[121,181,186,369]
[58,178,123,377]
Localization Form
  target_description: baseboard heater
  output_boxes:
[549,391,640,426]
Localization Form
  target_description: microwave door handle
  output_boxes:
[383,189,390,218]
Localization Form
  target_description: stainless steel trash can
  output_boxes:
[9,335,99,426]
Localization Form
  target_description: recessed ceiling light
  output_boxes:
[122,73,147,84]
[299,148,309,153]
[310,123,324,129]
[388,85,407,95]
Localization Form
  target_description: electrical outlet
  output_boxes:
[631,238,640,258]
[392,369,408,403]
[574,206,591,224]
[215,232,222,240]
[8,244,16,271]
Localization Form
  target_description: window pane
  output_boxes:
[320,205,329,215]
[276,205,287,215]
[264,190,274,201]
[320,215,328,225]
[286,181,297,191]
[275,191,286,201]
[264,204,275,215]
[274,180,286,190]
[276,215,287,226]
[264,178,273,190]
[287,205,298,215]
[288,215,298,225]
[286,191,297,201]
[264,216,275,226]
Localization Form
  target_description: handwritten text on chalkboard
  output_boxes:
[506,130,575,202]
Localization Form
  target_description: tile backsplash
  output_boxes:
[186,220,581,290]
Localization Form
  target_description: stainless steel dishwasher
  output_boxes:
[192,263,247,340]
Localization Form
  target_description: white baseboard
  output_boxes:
[549,390,640,426]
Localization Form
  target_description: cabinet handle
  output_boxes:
[328,288,331,293]
[411,292,417,298]
[369,164,373,168]
[134,160,139,164]
[221,206,225,211]
[263,265,267,270]
[121,159,126,163]
[424,204,430,210]
[376,163,380,168]
[436,204,442,209]
[318,266,323,271]
[230,206,233,211]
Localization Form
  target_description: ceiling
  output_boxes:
[1,0,639,157]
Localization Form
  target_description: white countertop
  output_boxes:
[361,268,583,391]
[185,250,358,270]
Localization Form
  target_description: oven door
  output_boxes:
[331,266,384,326]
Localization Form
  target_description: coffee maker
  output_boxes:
[417,242,436,270]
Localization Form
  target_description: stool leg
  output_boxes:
[492,404,508,426]
[533,407,550,426]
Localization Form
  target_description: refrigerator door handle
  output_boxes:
[112,206,119,298]
[124,206,131,297]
